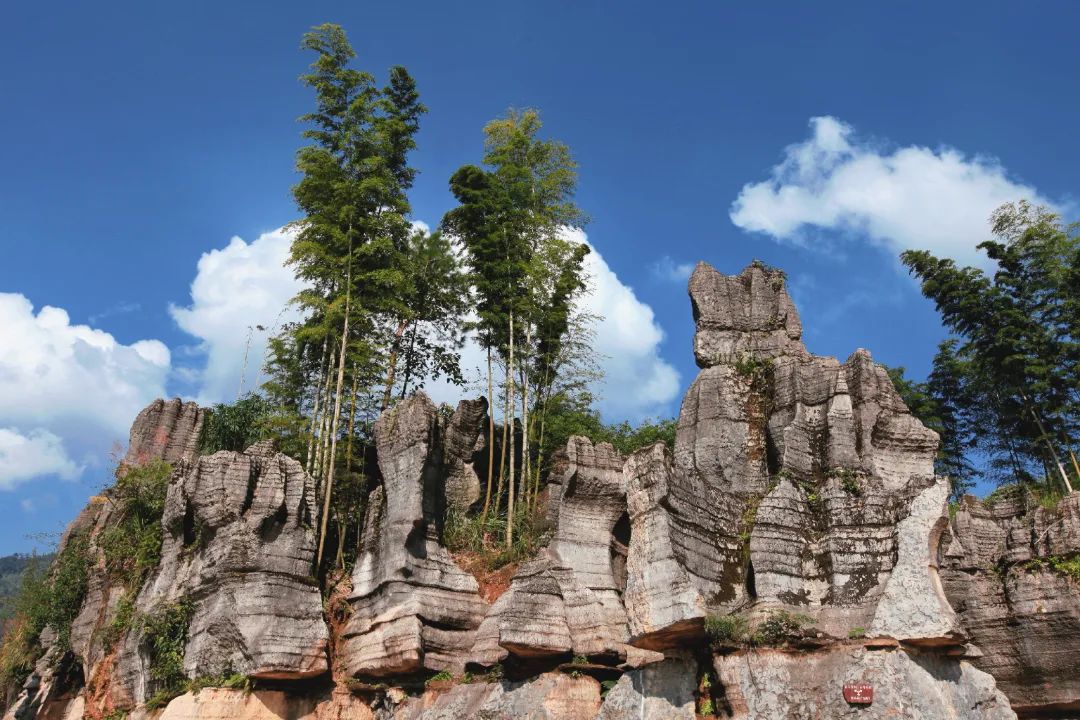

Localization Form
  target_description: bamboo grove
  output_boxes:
[251,24,603,573]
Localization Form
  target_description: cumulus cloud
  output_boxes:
[172,224,679,422]
[0,428,82,490]
[730,116,1058,266]
[0,293,170,489]
[573,230,681,419]
[170,228,306,404]
[0,293,171,434]
[651,256,695,283]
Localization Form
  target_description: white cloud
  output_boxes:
[572,229,681,420]
[0,428,82,490]
[0,293,171,435]
[172,224,679,422]
[651,256,695,283]
[170,228,306,404]
[0,293,170,490]
[730,116,1059,267]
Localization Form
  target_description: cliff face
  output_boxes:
[940,493,1080,716]
[7,261,1077,720]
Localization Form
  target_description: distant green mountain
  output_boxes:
[0,553,55,626]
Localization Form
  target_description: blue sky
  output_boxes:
[1,1,1077,553]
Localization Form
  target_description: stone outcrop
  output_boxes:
[14,262,1072,720]
[713,645,1015,719]
[441,398,487,514]
[471,437,629,668]
[340,394,488,678]
[4,398,208,720]
[113,441,328,705]
[940,492,1080,715]
[689,261,806,367]
[123,398,206,467]
[627,262,959,647]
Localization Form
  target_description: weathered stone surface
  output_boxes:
[941,492,1080,713]
[123,398,205,468]
[390,673,600,720]
[341,393,487,678]
[442,398,487,514]
[1,628,83,720]
[125,688,374,720]
[689,261,806,368]
[114,441,328,704]
[595,656,697,719]
[471,438,629,666]
[6,398,209,720]
[641,262,957,647]
[713,646,1015,719]
[623,444,705,649]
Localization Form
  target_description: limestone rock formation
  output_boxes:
[340,394,488,678]
[595,656,697,719]
[689,260,806,367]
[113,441,328,705]
[713,645,1015,719]
[441,398,487,514]
[4,398,208,720]
[627,262,959,648]
[123,398,206,467]
[9,262,1064,720]
[940,492,1080,714]
[471,437,629,668]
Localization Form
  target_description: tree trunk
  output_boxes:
[313,345,337,484]
[381,318,409,411]
[521,325,531,509]
[1019,389,1073,492]
[481,345,495,521]
[317,242,354,570]
[345,362,359,472]
[506,311,516,549]
[305,338,330,476]
[399,321,421,399]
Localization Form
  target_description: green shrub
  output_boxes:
[1051,555,1080,582]
[704,614,748,645]
[141,599,194,707]
[198,394,273,454]
[848,626,866,639]
[101,460,172,590]
[751,610,812,647]
[186,672,251,694]
[731,353,773,392]
[828,468,862,496]
[699,697,715,715]
[600,678,618,697]
[425,670,453,686]
[444,503,550,571]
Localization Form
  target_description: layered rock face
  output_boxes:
[113,441,329,705]
[15,261,1075,720]
[340,396,488,677]
[940,492,1080,715]
[713,645,1014,719]
[629,262,959,646]
[472,437,630,668]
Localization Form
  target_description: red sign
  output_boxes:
[843,683,873,705]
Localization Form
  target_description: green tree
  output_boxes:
[381,228,469,408]
[901,201,1080,492]
[443,109,589,547]
[269,23,427,571]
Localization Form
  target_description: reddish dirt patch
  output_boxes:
[452,551,518,603]
[323,570,353,683]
